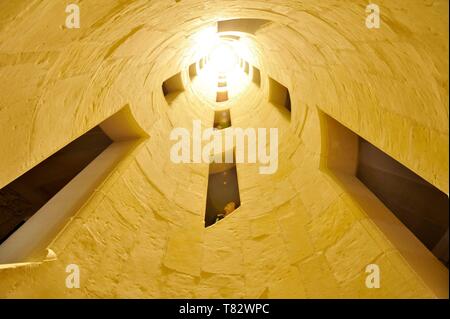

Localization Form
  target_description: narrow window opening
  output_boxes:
[268,76,291,119]
[162,72,184,103]
[205,162,241,227]
[321,112,449,273]
[357,138,449,267]
[285,91,291,111]
[0,126,112,245]
[214,110,231,130]
[216,90,229,102]
[0,106,148,264]
[206,106,240,227]
[189,62,197,80]
[252,66,261,87]
[218,80,227,88]
[244,61,250,74]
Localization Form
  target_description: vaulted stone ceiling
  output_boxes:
[0,0,448,298]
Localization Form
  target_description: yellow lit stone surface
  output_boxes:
[0,0,448,298]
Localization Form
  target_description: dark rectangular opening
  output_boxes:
[357,138,449,267]
[320,112,448,294]
[189,62,197,80]
[162,72,184,103]
[0,126,113,245]
[216,90,228,102]
[244,61,250,74]
[214,109,231,130]
[268,77,291,119]
[285,91,291,111]
[218,81,227,88]
[252,66,261,87]
[204,163,241,227]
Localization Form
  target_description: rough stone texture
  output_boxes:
[0,0,448,298]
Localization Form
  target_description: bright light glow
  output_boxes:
[208,42,238,74]
[191,26,218,60]
[189,27,256,106]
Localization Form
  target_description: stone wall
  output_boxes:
[0,0,447,298]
